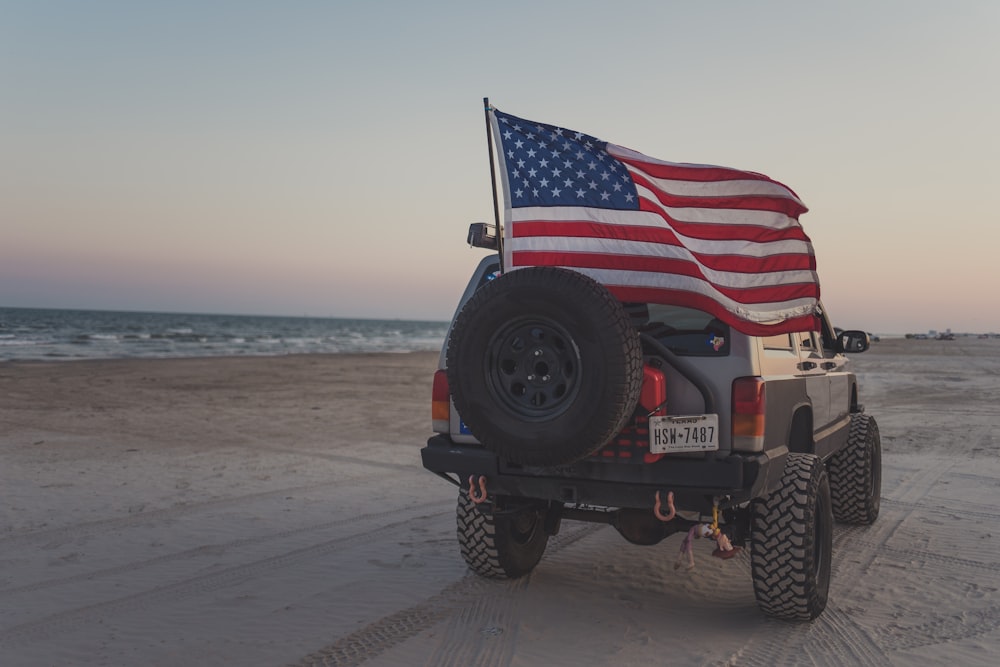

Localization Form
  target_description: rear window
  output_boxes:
[625,302,730,357]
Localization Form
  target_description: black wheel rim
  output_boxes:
[507,510,541,546]
[484,317,582,421]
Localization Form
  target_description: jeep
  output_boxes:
[421,231,881,622]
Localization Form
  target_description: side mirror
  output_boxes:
[467,222,498,250]
[837,330,870,354]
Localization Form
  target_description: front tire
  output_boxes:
[456,492,548,579]
[750,453,833,621]
[828,413,881,525]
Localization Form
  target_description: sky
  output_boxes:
[2,1,997,334]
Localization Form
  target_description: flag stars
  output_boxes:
[493,110,638,210]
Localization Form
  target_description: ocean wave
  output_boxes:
[0,307,448,361]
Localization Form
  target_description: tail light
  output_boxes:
[432,369,450,433]
[732,377,765,450]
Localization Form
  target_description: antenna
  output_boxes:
[482,97,504,272]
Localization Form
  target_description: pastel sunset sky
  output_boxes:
[2,1,997,333]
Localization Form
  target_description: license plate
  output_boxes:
[649,414,719,453]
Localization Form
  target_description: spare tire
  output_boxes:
[446,266,643,466]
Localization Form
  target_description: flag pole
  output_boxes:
[483,97,504,272]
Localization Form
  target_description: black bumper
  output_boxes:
[421,434,786,512]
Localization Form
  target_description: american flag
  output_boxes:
[490,107,820,335]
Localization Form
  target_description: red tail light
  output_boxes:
[732,377,765,450]
[432,369,450,433]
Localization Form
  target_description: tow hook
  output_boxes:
[653,490,676,522]
[467,475,489,504]
[707,498,742,560]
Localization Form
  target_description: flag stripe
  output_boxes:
[607,286,820,336]
[509,224,817,273]
[511,251,819,303]
[630,170,807,218]
[567,268,818,321]
[510,207,813,255]
[609,144,806,204]
[635,193,809,243]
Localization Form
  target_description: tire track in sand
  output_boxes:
[0,506,451,648]
[0,499,453,597]
[286,522,605,667]
[716,460,955,667]
[0,467,404,550]
[872,604,1000,651]
[421,522,603,667]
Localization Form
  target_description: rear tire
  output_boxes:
[456,492,548,579]
[828,413,881,525]
[750,453,833,621]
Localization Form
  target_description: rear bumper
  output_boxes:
[421,434,786,512]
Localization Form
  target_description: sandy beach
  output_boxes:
[1,340,998,666]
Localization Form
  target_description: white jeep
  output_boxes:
[422,242,880,622]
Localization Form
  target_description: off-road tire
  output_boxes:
[456,492,547,579]
[446,266,643,466]
[828,413,881,524]
[750,453,833,621]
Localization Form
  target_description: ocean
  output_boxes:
[0,307,449,361]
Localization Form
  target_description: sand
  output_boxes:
[1,340,998,666]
